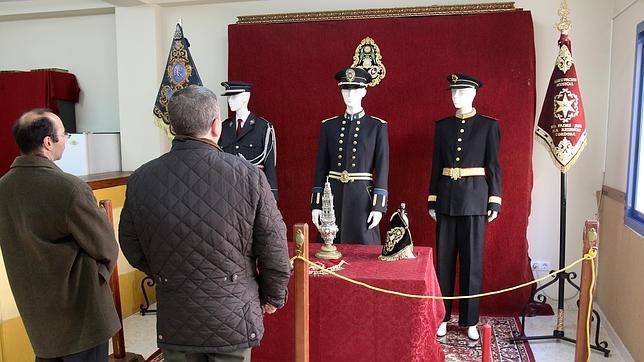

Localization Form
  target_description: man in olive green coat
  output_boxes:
[0,109,120,361]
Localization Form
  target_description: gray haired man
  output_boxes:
[119,85,290,361]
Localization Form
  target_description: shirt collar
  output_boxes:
[344,109,365,121]
[456,108,477,119]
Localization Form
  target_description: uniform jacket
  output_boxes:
[311,111,389,244]
[0,155,120,358]
[119,137,290,353]
[428,110,502,216]
[219,113,278,200]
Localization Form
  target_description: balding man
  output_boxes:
[0,109,120,361]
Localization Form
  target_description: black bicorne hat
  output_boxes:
[379,203,416,261]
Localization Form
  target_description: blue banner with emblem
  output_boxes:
[153,23,202,136]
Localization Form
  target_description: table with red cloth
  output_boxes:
[253,244,445,362]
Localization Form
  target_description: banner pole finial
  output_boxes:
[556,0,571,34]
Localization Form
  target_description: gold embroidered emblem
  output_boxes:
[556,44,573,73]
[351,37,386,87]
[345,68,356,82]
[384,227,405,253]
[451,74,459,83]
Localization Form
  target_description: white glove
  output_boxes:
[367,211,382,229]
[428,209,436,221]
[311,209,322,230]
[487,210,498,223]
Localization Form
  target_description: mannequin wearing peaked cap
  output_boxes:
[310,67,390,245]
[428,73,502,341]
[218,81,278,200]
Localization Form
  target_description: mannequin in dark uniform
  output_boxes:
[427,73,501,340]
[310,67,389,245]
[218,81,278,200]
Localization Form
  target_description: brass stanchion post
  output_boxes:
[293,224,310,362]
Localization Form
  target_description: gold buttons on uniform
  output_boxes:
[340,133,344,137]
[353,141,357,145]
[338,155,342,159]
[354,134,358,138]
[339,147,343,151]
[357,121,361,125]
[339,140,343,144]
[352,148,357,152]
[338,163,342,166]
[356,127,360,131]
[457,138,462,142]
[341,127,345,131]
[461,120,466,124]
[457,147,461,151]
[352,156,356,159]
[342,121,346,125]
[460,129,464,133]
[456,157,461,161]
[352,163,356,167]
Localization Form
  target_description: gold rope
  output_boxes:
[291,251,596,300]
[291,249,598,356]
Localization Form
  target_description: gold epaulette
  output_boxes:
[321,116,336,123]
[372,116,387,124]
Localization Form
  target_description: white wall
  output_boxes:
[0,13,120,132]
[605,0,642,191]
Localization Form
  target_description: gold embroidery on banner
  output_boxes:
[384,227,405,253]
[351,37,386,87]
[556,44,573,73]
[166,42,193,88]
[237,3,517,24]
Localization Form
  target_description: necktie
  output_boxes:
[236,119,243,136]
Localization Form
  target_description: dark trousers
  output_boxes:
[435,214,486,327]
[162,348,252,362]
[35,341,108,362]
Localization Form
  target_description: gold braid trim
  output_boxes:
[237,3,517,24]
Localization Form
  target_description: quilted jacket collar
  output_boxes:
[172,135,223,152]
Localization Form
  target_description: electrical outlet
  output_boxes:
[531,261,551,271]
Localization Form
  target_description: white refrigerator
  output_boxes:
[55,132,121,176]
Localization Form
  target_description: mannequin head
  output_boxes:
[451,87,476,111]
[341,87,367,111]
[227,92,250,112]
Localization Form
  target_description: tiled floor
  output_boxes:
[120,301,634,361]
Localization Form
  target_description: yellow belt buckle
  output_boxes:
[339,170,351,183]
[451,168,461,180]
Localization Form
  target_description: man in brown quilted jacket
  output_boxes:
[119,85,290,361]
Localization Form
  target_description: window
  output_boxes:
[626,21,644,235]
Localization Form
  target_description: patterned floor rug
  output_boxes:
[439,316,535,362]
[147,316,535,362]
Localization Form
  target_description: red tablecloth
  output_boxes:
[254,244,445,362]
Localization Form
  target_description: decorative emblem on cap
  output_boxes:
[351,37,386,87]
[346,69,356,82]
[450,74,459,83]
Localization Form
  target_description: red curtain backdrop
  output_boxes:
[0,70,80,175]
[228,10,535,315]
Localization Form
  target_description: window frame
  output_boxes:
[625,21,644,236]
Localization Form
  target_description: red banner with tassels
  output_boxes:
[536,33,587,173]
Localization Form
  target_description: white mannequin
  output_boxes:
[431,87,493,341]
[312,86,383,231]
[428,87,498,224]
[228,92,251,123]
